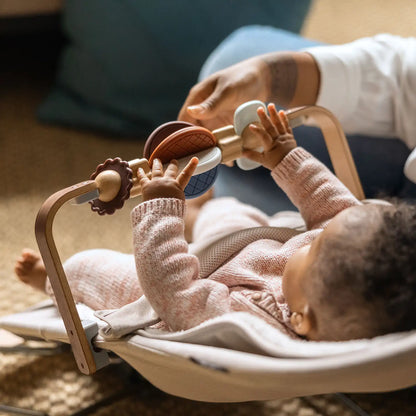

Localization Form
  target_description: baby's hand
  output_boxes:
[243,103,297,170]
[137,157,199,202]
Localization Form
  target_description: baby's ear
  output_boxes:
[290,305,316,337]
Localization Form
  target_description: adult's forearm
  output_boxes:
[261,51,320,108]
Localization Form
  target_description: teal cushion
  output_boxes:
[38,0,311,137]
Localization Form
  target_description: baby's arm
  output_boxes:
[133,158,232,331]
[244,104,360,229]
[272,148,360,229]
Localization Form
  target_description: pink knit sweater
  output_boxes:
[50,148,359,335]
[130,147,360,335]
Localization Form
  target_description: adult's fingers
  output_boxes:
[176,157,199,189]
[178,78,217,123]
[188,84,233,120]
[180,78,238,124]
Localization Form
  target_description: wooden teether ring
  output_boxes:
[144,121,193,159]
[90,157,133,215]
[149,126,218,198]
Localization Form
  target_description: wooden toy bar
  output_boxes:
[35,104,365,374]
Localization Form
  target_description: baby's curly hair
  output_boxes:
[307,201,416,341]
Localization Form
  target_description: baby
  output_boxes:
[15,104,416,341]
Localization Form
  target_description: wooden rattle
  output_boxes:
[146,124,219,198]
[69,101,366,215]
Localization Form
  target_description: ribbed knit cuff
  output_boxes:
[271,147,312,183]
[131,198,185,226]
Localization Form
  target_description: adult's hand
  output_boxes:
[178,51,320,131]
[178,56,270,131]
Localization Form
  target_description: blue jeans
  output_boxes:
[200,27,416,214]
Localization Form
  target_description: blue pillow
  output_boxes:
[38,0,311,137]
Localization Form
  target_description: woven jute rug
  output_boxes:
[2,1,416,414]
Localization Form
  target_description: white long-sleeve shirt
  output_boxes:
[305,34,416,182]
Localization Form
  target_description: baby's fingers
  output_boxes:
[257,106,279,139]
[177,157,199,189]
[242,149,264,165]
[151,158,164,177]
[165,160,179,178]
[268,104,286,135]
[249,123,273,150]
[279,110,292,134]
[137,167,150,185]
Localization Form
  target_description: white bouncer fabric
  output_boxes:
[1,300,416,402]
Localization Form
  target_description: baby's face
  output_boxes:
[282,204,377,339]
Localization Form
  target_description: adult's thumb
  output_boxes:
[187,91,224,119]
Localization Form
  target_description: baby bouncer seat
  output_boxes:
[1,103,416,404]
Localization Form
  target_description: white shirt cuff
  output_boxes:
[303,43,363,125]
